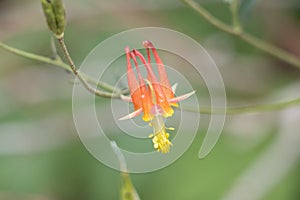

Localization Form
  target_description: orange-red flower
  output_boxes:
[120,40,195,153]
[121,40,194,121]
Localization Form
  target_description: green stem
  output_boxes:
[182,97,300,115]
[230,0,242,32]
[0,41,69,70]
[56,36,121,98]
[0,41,119,94]
[182,0,300,69]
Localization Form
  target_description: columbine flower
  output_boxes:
[120,40,195,153]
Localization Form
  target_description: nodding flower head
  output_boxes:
[120,41,195,153]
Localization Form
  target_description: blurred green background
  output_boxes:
[0,0,300,199]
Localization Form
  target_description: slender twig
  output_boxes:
[56,37,79,75]
[229,0,242,32]
[182,0,300,69]
[56,37,121,98]
[0,41,119,94]
[182,97,300,115]
[0,41,69,70]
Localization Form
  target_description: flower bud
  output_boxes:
[120,173,140,200]
[41,0,66,38]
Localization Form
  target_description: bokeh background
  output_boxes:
[0,0,300,199]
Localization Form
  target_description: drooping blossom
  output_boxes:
[120,41,195,153]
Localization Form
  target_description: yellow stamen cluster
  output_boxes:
[149,115,173,153]
[149,131,172,153]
